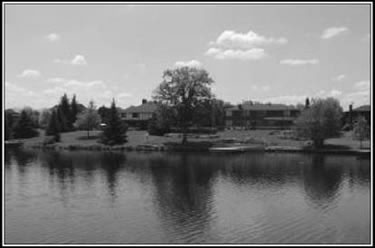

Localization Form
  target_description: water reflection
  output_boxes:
[303,155,343,208]
[99,152,127,202]
[4,148,371,244]
[148,154,216,242]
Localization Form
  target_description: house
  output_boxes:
[225,102,301,129]
[120,99,158,129]
[343,104,371,127]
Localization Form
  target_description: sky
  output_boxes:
[4,3,372,110]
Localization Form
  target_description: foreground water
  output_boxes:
[4,148,371,244]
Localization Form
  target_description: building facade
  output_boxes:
[120,99,157,129]
[343,104,371,127]
[225,103,301,129]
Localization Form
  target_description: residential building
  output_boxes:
[343,104,371,127]
[225,102,301,129]
[120,99,158,129]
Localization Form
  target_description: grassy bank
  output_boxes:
[8,129,370,151]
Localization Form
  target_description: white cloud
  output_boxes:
[332,74,346,81]
[328,89,343,97]
[41,79,128,107]
[251,84,270,91]
[262,94,308,105]
[54,54,87,66]
[280,59,319,66]
[206,29,286,61]
[17,69,41,78]
[354,80,370,91]
[205,47,266,60]
[174,60,202,68]
[211,30,287,49]
[71,55,87,65]
[5,81,38,108]
[46,33,60,42]
[46,77,66,83]
[321,26,348,39]
[117,92,132,98]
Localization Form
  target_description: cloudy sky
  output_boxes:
[4,3,371,110]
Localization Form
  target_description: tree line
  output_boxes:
[5,66,370,149]
[5,94,128,146]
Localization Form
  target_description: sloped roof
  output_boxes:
[123,102,158,113]
[353,105,370,112]
[227,103,298,112]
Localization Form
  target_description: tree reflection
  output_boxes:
[99,152,127,203]
[148,154,216,242]
[41,151,76,206]
[303,155,343,207]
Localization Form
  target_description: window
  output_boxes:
[132,113,139,118]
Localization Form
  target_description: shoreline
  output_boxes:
[5,141,371,157]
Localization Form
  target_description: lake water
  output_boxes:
[4,148,371,244]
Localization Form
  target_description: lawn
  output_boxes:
[17,128,370,150]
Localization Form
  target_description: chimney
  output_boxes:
[142,99,147,104]
[305,97,310,109]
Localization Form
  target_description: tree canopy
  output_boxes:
[100,99,128,145]
[153,66,214,143]
[74,100,101,138]
[295,97,343,148]
[12,109,39,139]
[353,116,370,149]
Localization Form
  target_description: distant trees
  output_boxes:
[353,116,370,149]
[38,109,51,129]
[148,104,176,135]
[46,110,61,142]
[98,105,112,124]
[192,98,225,128]
[70,94,79,125]
[53,93,84,132]
[153,66,214,143]
[5,109,17,140]
[295,97,343,148]
[100,99,128,145]
[12,109,39,139]
[74,100,101,138]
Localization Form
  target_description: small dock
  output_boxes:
[209,144,265,153]
[5,140,24,148]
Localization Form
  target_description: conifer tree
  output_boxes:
[46,110,61,142]
[13,110,39,139]
[70,94,79,128]
[58,93,72,131]
[100,99,127,145]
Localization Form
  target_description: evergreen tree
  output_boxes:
[100,99,128,145]
[56,106,68,132]
[46,110,61,142]
[12,109,39,139]
[5,113,12,140]
[70,94,79,128]
[58,93,72,131]
[5,109,16,140]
